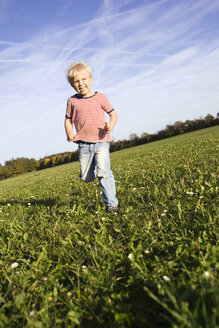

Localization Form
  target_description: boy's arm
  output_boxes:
[105,110,118,133]
[65,118,75,142]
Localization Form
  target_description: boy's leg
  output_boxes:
[78,143,96,182]
[95,142,118,208]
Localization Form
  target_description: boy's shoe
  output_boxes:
[107,206,118,213]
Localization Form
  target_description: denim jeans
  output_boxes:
[78,142,118,207]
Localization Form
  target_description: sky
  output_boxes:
[0,0,219,165]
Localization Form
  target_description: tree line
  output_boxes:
[0,113,218,181]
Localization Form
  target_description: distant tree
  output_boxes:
[204,114,214,126]
[71,150,79,162]
[50,156,57,166]
[62,153,71,164]
[157,129,166,139]
[111,140,124,151]
[184,119,196,132]
[0,166,14,180]
[5,158,23,175]
[141,132,149,138]
[164,124,174,137]
[129,133,139,147]
[25,158,39,171]
[129,133,138,140]
[44,158,51,168]
[140,132,152,144]
[55,154,64,165]
[4,157,39,175]
[173,121,185,134]
[215,113,219,125]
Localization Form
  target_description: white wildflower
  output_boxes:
[128,253,133,261]
[29,310,36,317]
[204,271,212,278]
[101,217,106,221]
[186,191,194,195]
[163,275,170,282]
[161,213,166,217]
[11,262,19,269]
[82,265,87,272]
[42,277,48,281]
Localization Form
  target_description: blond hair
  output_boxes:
[66,62,92,86]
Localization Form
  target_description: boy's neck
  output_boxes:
[79,91,96,98]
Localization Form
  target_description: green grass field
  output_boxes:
[0,126,218,328]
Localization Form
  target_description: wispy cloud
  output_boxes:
[0,0,15,23]
[0,0,219,163]
[58,0,75,16]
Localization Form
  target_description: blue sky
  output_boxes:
[0,0,219,165]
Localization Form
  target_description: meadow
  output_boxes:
[0,126,218,328]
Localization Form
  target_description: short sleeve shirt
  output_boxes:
[65,92,114,143]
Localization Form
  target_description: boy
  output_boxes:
[64,62,118,212]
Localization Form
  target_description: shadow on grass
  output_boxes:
[81,279,170,328]
[0,197,57,208]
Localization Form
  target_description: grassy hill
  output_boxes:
[0,126,218,327]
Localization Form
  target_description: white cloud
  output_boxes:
[0,0,15,23]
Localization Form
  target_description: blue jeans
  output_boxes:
[78,142,118,207]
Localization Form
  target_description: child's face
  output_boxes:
[72,70,93,97]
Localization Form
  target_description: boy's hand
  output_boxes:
[105,122,114,132]
[106,110,117,133]
[67,134,75,142]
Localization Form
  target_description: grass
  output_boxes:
[0,126,218,327]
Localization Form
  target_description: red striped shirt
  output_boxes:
[65,92,114,143]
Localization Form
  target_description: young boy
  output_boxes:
[64,62,118,212]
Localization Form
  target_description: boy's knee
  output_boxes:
[79,174,95,182]
[97,168,111,178]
